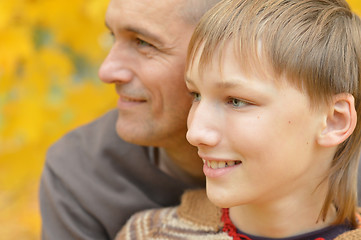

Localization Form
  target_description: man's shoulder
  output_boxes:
[49,109,138,152]
[40,110,168,238]
[45,109,148,174]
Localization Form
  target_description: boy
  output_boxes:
[117,0,361,239]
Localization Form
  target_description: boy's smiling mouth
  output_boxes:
[200,155,243,178]
[203,159,242,169]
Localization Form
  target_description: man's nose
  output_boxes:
[98,43,134,84]
[186,103,221,148]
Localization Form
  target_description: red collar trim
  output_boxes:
[221,208,327,240]
[356,212,361,229]
[221,208,253,240]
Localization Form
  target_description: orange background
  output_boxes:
[0,0,360,239]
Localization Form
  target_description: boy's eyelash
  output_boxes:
[226,97,250,108]
[189,92,201,101]
[187,92,252,107]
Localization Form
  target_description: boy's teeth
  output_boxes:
[227,161,235,167]
[206,160,241,169]
[211,161,218,169]
[218,161,225,168]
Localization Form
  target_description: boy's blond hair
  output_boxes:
[187,0,361,227]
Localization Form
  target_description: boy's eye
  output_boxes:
[227,98,247,108]
[190,92,201,102]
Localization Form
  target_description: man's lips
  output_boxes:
[119,95,146,103]
[115,85,147,103]
[116,94,147,109]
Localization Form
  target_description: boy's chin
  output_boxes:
[206,187,244,208]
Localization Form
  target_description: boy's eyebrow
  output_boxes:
[185,76,244,86]
[185,76,192,83]
[185,76,197,86]
[186,76,246,87]
[105,21,163,45]
[215,81,240,88]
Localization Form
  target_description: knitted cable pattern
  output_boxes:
[116,190,361,240]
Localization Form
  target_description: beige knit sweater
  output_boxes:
[116,189,361,240]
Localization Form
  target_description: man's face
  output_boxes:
[99,0,195,147]
[186,44,329,208]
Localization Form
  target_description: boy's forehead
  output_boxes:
[187,42,279,85]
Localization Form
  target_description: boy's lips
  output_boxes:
[202,158,242,170]
[199,154,243,178]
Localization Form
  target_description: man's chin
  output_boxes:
[115,120,154,146]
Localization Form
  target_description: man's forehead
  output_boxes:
[109,0,185,26]
[106,0,189,42]
[109,0,183,18]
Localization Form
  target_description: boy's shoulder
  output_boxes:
[335,228,361,239]
[335,209,361,240]
[116,189,230,240]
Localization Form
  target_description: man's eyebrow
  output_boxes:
[104,21,163,45]
[125,26,163,44]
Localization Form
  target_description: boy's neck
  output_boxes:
[229,188,337,238]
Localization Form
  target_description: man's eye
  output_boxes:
[227,98,247,108]
[108,31,115,43]
[136,38,152,47]
[190,92,201,102]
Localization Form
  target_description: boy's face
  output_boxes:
[186,44,330,208]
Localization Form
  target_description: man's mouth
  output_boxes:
[121,95,146,103]
[203,159,242,169]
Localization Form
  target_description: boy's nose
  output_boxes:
[186,104,221,148]
[98,43,134,84]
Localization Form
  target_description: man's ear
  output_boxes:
[317,93,357,147]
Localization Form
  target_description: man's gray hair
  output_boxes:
[178,0,222,24]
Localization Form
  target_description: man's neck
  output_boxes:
[157,145,205,186]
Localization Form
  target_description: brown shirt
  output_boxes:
[39,110,204,240]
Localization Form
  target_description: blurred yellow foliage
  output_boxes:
[0,0,360,239]
[0,0,115,239]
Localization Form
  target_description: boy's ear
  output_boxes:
[317,93,357,147]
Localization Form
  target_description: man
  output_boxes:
[39,0,220,239]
